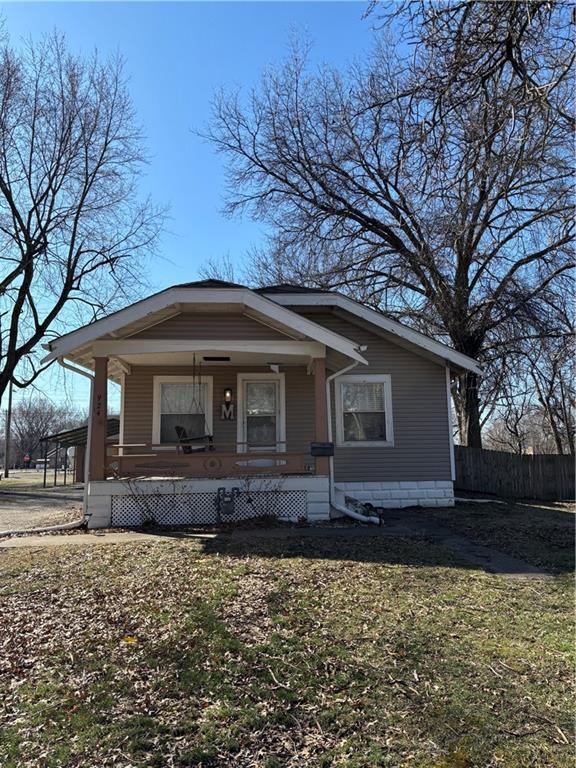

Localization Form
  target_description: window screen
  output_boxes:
[245,381,278,447]
[159,382,207,443]
[341,381,387,442]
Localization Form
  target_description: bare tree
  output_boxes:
[484,404,560,455]
[206,3,574,447]
[484,308,574,456]
[483,369,534,454]
[200,253,239,284]
[0,32,162,401]
[525,336,574,455]
[6,394,83,463]
[372,1,575,129]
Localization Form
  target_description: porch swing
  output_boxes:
[174,355,214,454]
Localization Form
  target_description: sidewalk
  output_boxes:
[0,520,553,579]
[0,530,217,548]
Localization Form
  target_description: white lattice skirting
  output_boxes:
[86,476,331,528]
[334,480,454,508]
[85,477,454,528]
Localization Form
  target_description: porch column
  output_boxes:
[88,357,108,481]
[313,357,330,475]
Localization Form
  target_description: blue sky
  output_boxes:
[3,1,378,412]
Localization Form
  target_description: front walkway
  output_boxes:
[0,514,553,579]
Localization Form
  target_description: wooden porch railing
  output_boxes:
[106,450,314,479]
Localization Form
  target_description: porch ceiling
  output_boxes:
[90,340,325,358]
[108,350,318,367]
[61,340,328,382]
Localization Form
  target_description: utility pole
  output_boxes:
[4,379,13,478]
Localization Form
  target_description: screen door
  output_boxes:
[242,378,281,451]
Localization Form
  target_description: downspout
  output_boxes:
[326,351,381,526]
[58,358,94,519]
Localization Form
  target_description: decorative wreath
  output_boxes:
[203,456,222,471]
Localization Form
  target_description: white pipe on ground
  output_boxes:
[0,518,85,538]
[325,353,381,526]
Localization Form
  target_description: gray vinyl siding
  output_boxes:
[123,365,315,453]
[132,313,287,340]
[121,307,452,483]
[300,311,452,483]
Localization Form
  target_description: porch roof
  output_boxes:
[40,418,120,448]
[41,281,368,379]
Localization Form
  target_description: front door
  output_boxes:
[238,373,285,452]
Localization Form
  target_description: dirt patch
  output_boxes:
[422,500,575,574]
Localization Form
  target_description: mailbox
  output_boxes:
[310,442,334,457]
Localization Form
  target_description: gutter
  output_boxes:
[325,350,381,526]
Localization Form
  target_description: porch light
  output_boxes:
[224,387,233,403]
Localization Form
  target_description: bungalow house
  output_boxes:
[42,280,481,528]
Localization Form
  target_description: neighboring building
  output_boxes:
[42,280,481,528]
[38,419,121,482]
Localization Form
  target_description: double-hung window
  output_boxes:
[152,376,213,445]
[336,374,393,447]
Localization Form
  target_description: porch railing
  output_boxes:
[106,450,314,479]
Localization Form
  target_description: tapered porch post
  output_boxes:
[88,357,108,481]
[313,357,330,475]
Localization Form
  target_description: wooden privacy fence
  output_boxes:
[455,446,575,500]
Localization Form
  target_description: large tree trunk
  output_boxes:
[456,372,483,448]
[0,371,12,407]
[548,412,565,455]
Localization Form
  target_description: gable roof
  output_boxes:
[258,287,482,375]
[254,283,333,295]
[171,278,248,289]
[42,284,369,368]
[42,280,480,376]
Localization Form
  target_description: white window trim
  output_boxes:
[335,373,394,448]
[237,372,286,453]
[152,375,213,445]
[118,373,126,456]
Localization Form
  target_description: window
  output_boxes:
[152,376,213,444]
[237,373,286,452]
[335,374,393,447]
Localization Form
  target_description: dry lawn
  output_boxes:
[0,526,573,768]
[0,471,74,490]
[422,501,575,575]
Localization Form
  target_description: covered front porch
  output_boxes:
[41,283,369,527]
[88,339,335,484]
[84,347,337,526]
[83,348,337,526]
